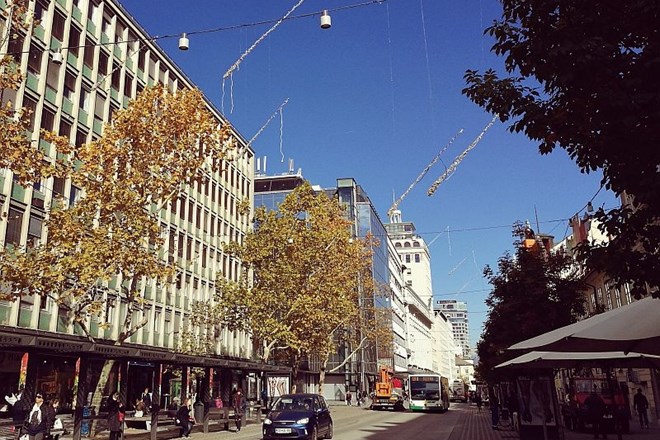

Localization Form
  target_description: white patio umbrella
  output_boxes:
[495,351,660,370]
[508,296,660,355]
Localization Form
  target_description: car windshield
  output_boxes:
[272,396,314,411]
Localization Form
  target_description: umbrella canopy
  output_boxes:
[496,351,660,370]
[508,296,660,355]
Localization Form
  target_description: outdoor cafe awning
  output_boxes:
[508,296,660,355]
[495,350,660,370]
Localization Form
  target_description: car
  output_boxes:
[262,393,333,440]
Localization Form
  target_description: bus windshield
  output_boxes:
[410,376,440,400]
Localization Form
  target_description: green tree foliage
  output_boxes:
[191,182,385,389]
[463,0,660,298]
[477,222,586,383]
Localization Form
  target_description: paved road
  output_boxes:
[42,401,658,440]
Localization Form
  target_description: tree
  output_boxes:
[1,0,71,184]
[476,222,586,384]
[463,1,660,298]
[1,84,236,341]
[190,182,386,391]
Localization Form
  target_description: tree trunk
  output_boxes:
[91,359,116,436]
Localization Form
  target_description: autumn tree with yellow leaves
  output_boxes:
[191,182,392,390]
[0,83,237,340]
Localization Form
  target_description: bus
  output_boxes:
[408,374,450,412]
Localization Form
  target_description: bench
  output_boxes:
[124,410,177,432]
[203,407,232,433]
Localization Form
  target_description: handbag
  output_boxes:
[20,435,29,440]
[118,412,125,422]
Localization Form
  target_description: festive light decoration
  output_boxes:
[427,115,498,196]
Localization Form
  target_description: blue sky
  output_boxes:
[118,0,618,348]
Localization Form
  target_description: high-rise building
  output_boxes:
[434,299,471,356]
[385,210,435,372]
[0,0,279,414]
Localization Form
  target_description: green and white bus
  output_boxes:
[408,374,450,412]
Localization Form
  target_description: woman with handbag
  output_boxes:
[107,392,124,440]
[21,393,48,440]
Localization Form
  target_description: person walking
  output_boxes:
[584,389,607,439]
[44,398,64,439]
[474,393,483,412]
[490,391,500,430]
[23,392,48,440]
[345,391,352,406]
[176,398,194,438]
[633,388,649,429]
[232,388,246,432]
[107,391,124,440]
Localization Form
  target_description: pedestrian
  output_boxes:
[356,392,363,407]
[584,389,607,439]
[633,388,649,429]
[232,388,246,432]
[474,393,483,412]
[490,391,500,430]
[176,398,194,438]
[107,391,124,440]
[44,398,64,439]
[261,388,268,409]
[141,387,153,414]
[345,391,352,406]
[22,392,48,440]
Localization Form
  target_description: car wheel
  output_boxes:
[324,421,334,439]
[310,425,318,440]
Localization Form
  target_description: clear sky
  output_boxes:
[117,0,618,348]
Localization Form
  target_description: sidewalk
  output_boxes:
[450,404,660,440]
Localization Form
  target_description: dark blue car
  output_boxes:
[262,393,333,440]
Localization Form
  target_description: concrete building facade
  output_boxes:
[0,0,282,423]
[434,299,471,357]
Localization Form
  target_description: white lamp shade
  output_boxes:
[52,51,63,64]
[178,33,189,50]
[320,10,331,29]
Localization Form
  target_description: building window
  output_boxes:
[79,86,90,112]
[40,107,55,132]
[27,43,43,75]
[51,11,66,41]
[8,29,25,63]
[58,118,72,139]
[123,74,133,97]
[28,214,43,245]
[63,70,76,101]
[5,207,24,245]
[138,47,146,71]
[111,62,121,90]
[75,128,87,147]
[414,254,420,263]
[98,50,109,75]
[22,95,37,132]
[69,185,81,206]
[46,59,60,92]
[52,176,66,197]
[68,26,81,57]
[34,0,49,24]
[83,37,95,69]
[405,254,411,263]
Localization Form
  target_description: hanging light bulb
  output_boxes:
[178,33,189,51]
[52,50,63,64]
[587,201,594,212]
[320,10,332,29]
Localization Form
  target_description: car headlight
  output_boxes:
[296,417,309,424]
[263,418,273,425]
